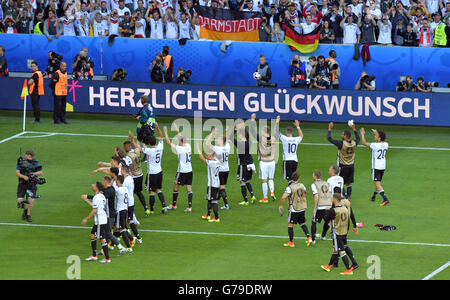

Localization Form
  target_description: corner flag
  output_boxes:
[20,79,29,100]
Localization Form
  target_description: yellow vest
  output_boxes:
[434,23,447,46]
[34,22,43,35]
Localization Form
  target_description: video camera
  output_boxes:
[116,68,127,80]
[17,156,46,201]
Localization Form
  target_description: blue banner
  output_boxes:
[1,34,450,91]
[1,77,449,126]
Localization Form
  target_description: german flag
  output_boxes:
[282,23,321,54]
[195,6,262,41]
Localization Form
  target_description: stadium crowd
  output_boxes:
[0,0,449,47]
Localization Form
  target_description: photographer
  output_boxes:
[16,150,44,223]
[111,68,127,81]
[329,62,340,89]
[414,77,432,92]
[397,75,414,91]
[149,54,166,83]
[355,72,376,91]
[176,67,187,84]
[184,70,192,84]
[290,59,307,88]
[72,47,95,79]
[45,51,62,78]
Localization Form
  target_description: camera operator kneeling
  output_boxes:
[355,72,376,91]
[16,150,45,222]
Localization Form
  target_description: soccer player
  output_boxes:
[327,122,360,200]
[124,131,149,215]
[360,128,390,206]
[321,193,358,275]
[196,143,221,222]
[163,124,194,213]
[229,121,256,205]
[113,175,134,251]
[280,120,304,184]
[327,165,344,196]
[81,182,111,263]
[122,166,141,244]
[250,114,280,203]
[140,123,167,214]
[82,176,127,256]
[206,127,231,210]
[311,170,333,244]
[278,172,312,247]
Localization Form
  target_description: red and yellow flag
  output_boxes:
[20,79,29,100]
[282,23,321,54]
[196,6,262,42]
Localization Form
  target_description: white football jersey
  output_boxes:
[206,159,221,188]
[212,144,230,172]
[280,134,302,162]
[370,142,389,170]
[123,175,135,207]
[176,144,192,173]
[114,185,129,212]
[165,20,178,39]
[178,20,191,39]
[143,141,163,174]
[150,18,164,39]
[327,175,344,196]
[92,194,108,225]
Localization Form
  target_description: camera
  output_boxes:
[426,81,438,88]
[17,156,46,201]
[50,51,63,62]
[361,74,375,83]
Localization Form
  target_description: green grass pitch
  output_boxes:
[0,110,449,280]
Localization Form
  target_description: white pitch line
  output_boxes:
[17,133,57,139]
[422,261,450,280]
[0,132,26,144]
[0,222,449,248]
[20,131,450,151]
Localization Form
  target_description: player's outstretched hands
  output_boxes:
[251,113,256,120]
[276,115,280,122]
[97,162,103,167]
[360,127,365,135]
[278,206,283,216]
[353,227,359,234]
[211,127,217,135]
[81,195,88,201]
[294,120,300,127]
[81,218,88,225]
[128,130,134,140]
[328,122,334,131]
[172,122,179,133]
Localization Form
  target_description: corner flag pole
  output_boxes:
[20,79,29,132]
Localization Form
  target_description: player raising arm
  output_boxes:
[360,128,390,206]
[206,127,231,210]
[327,122,360,200]
[164,123,194,213]
[280,120,304,184]
[278,172,312,247]
[196,143,221,223]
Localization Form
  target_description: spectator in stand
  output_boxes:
[393,18,406,45]
[259,15,271,41]
[191,11,201,40]
[410,6,428,30]
[16,6,34,33]
[178,11,191,39]
[163,6,179,39]
[323,4,343,43]
[389,3,409,33]
[131,10,145,37]
[134,0,146,15]
[302,2,323,23]
[0,45,8,77]
[377,15,393,45]
[162,45,174,83]
[430,12,443,30]
[271,22,285,42]
[147,9,163,39]
[442,2,450,17]
[320,19,335,43]
[297,14,319,34]
[286,2,302,33]
[358,13,377,44]
[399,23,419,46]
[367,0,382,20]
[120,11,133,37]
[91,11,109,36]
[108,9,120,37]
[3,15,18,33]
[44,10,62,41]
[33,11,45,34]
[157,0,173,15]
[340,14,360,44]
[2,0,19,20]
[60,9,76,36]
[117,0,131,17]
[427,0,440,14]
[416,18,434,47]
[348,0,363,17]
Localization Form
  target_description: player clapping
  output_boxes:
[280,120,304,184]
